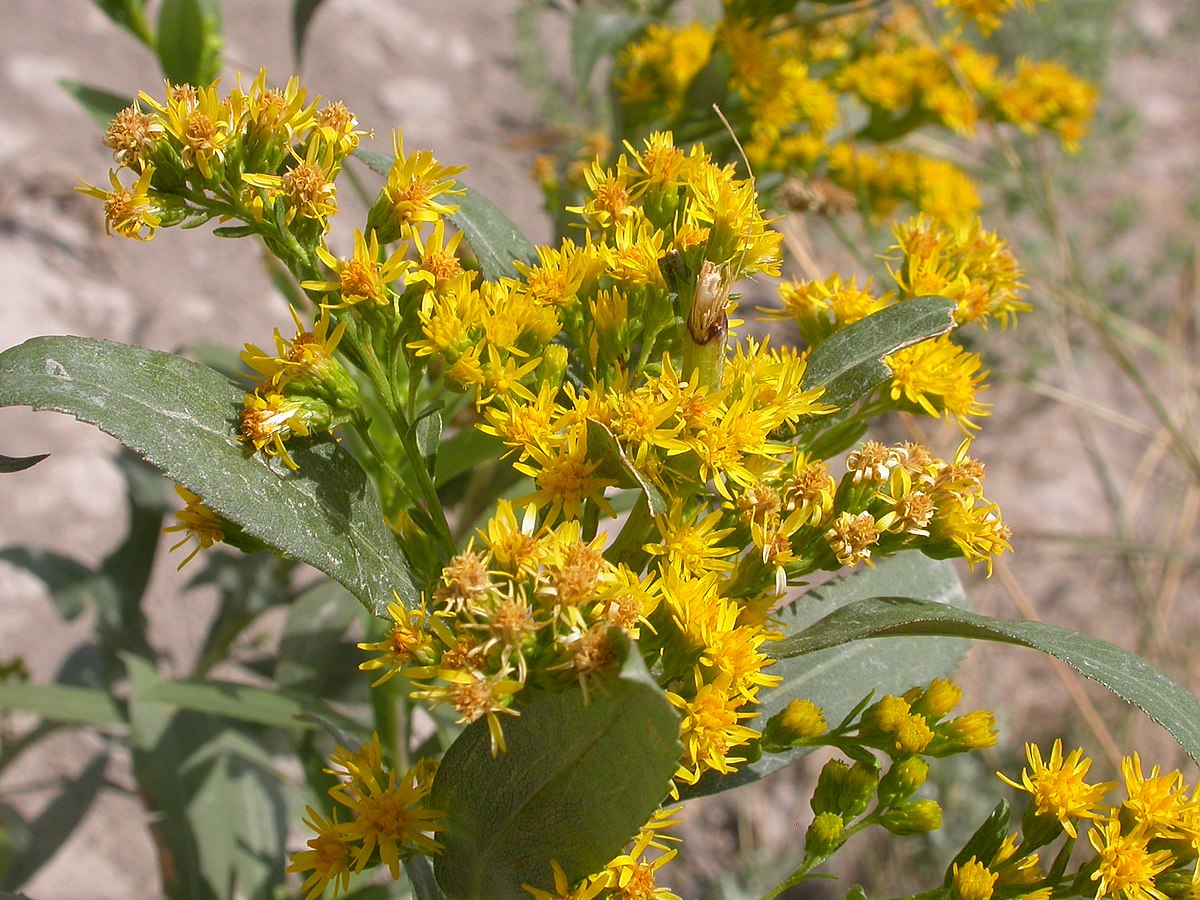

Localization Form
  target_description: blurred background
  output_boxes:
[0,0,1197,896]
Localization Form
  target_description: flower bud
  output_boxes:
[879,799,942,835]
[927,709,998,757]
[812,758,878,819]
[804,812,845,857]
[878,756,929,806]
[761,699,827,751]
[951,857,997,900]
[910,677,963,721]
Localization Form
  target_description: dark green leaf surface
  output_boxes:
[450,186,539,280]
[587,419,668,515]
[800,297,957,411]
[0,336,415,616]
[431,635,680,899]
[0,683,125,727]
[682,553,969,798]
[777,596,1200,766]
[0,453,48,474]
[274,579,363,696]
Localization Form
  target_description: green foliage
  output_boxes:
[430,634,680,899]
[0,336,416,616]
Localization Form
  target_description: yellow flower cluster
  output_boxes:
[79,72,369,242]
[606,4,1095,224]
[767,214,1026,432]
[287,734,442,900]
[988,741,1200,898]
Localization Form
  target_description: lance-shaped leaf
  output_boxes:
[680,552,969,798]
[430,633,680,900]
[800,296,957,411]
[0,336,415,616]
[776,596,1200,766]
[0,452,49,474]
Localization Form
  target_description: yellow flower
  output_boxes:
[239,390,317,471]
[1088,816,1174,900]
[162,484,224,569]
[103,103,163,170]
[645,501,738,578]
[886,334,990,432]
[513,424,617,524]
[935,0,1045,35]
[140,79,233,181]
[240,306,346,389]
[303,229,411,308]
[410,218,466,291]
[368,130,466,240]
[951,857,998,900]
[242,137,340,230]
[668,672,760,785]
[76,166,163,241]
[825,510,881,567]
[358,597,433,686]
[331,761,444,878]
[522,860,608,900]
[286,806,354,900]
[313,99,371,158]
[997,740,1115,838]
[232,69,317,146]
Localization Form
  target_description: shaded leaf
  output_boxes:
[800,297,957,411]
[0,336,416,616]
[0,547,95,620]
[0,683,124,728]
[58,80,131,126]
[275,579,363,697]
[586,419,667,516]
[0,453,48,474]
[405,856,444,900]
[570,7,646,98]
[156,0,223,85]
[138,677,358,734]
[292,0,328,61]
[431,634,680,899]
[3,754,109,891]
[777,596,1200,766]
[450,187,539,280]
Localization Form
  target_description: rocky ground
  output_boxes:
[0,0,1197,896]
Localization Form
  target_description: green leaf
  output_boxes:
[946,800,1010,887]
[777,596,1200,766]
[570,7,646,98]
[586,419,668,516]
[434,427,505,487]
[0,683,124,727]
[292,0,328,61]
[138,677,359,733]
[3,753,109,891]
[353,148,393,176]
[405,856,444,900]
[416,408,444,475]
[156,0,223,85]
[88,0,154,45]
[430,634,680,899]
[682,553,969,798]
[0,453,48,474]
[800,297,957,411]
[450,187,539,280]
[0,336,416,616]
[58,80,132,127]
[125,655,287,899]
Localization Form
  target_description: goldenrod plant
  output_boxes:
[0,2,1197,899]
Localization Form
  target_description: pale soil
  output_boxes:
[0,0,1197,897]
